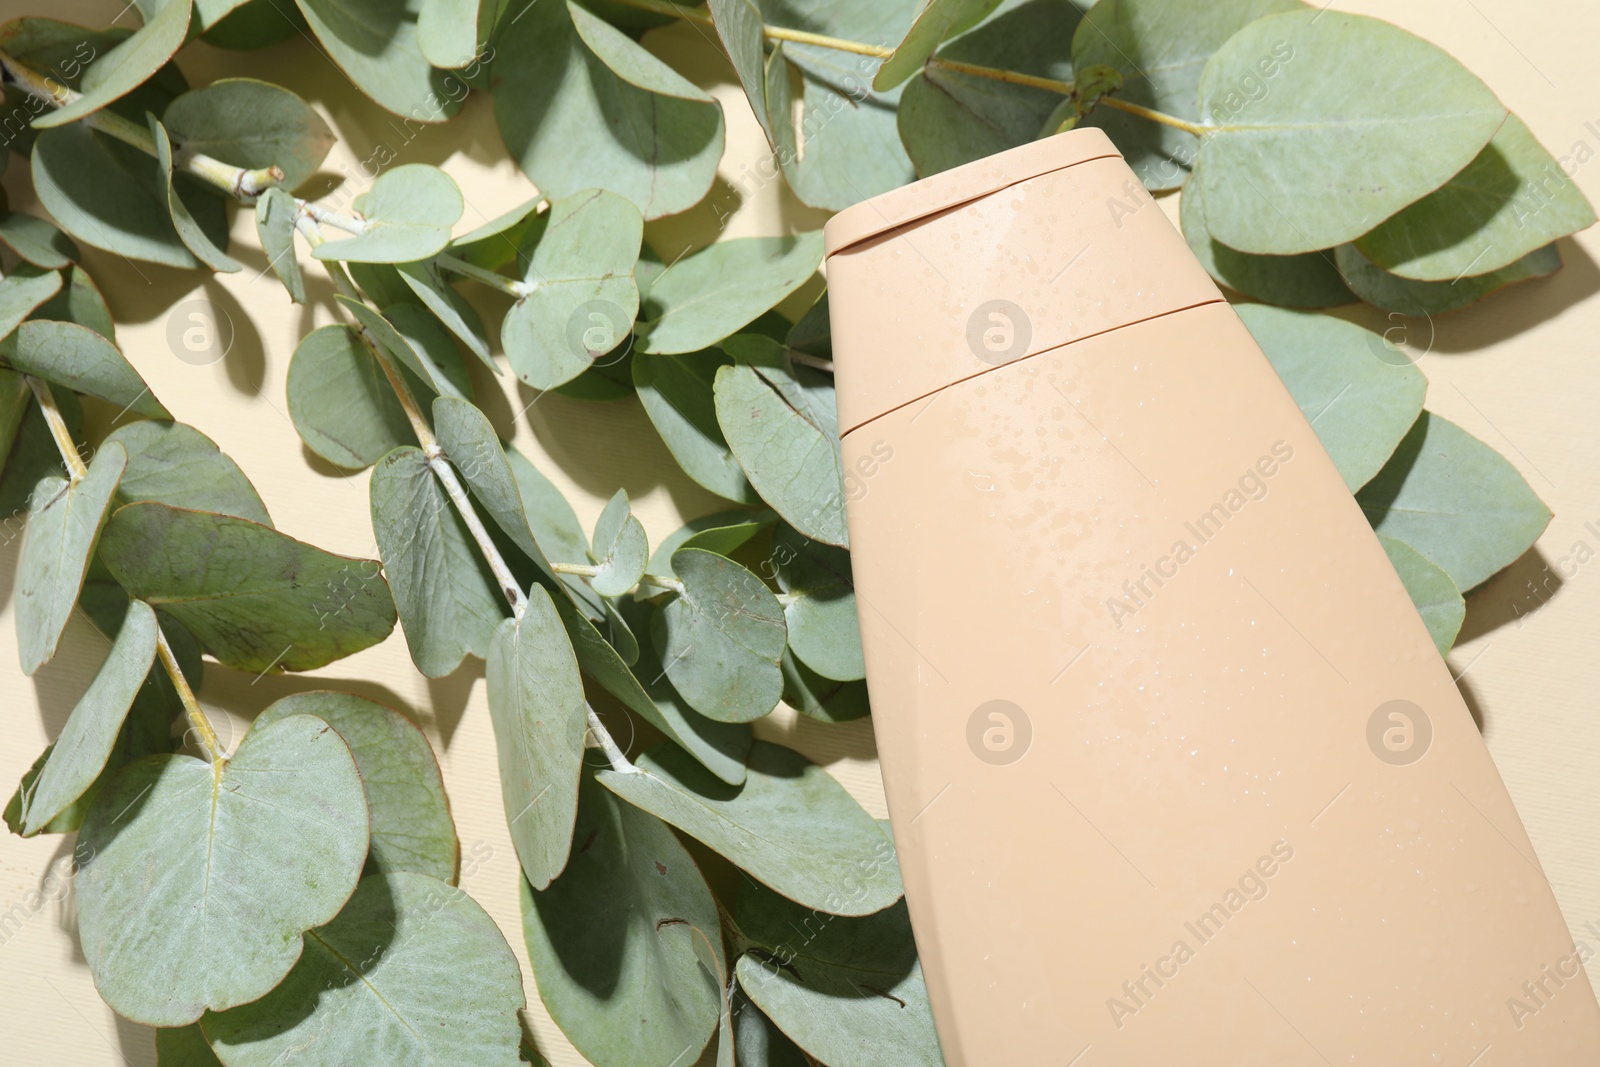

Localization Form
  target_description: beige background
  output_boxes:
[3,2,1599,1064]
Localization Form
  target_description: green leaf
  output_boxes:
[34,0,191,129]
[148,115,242,273]
[371,446,505,677]
[17,442,126,676]
[155,1024,223,1066]
[31,265,115,340]
[32,125,225,269]
[707,0,776,148]
[646,510,774,580]
[601,741,903,915]
[1,320,169,419]
[487,586,588,890]
[98,501,397,672]
[771,524,863,682]
[0,382,78,517]
[636,234,822,356]
[1357,412,1551,591]
[0,210,78,269]
[734,881,940,1067]
[294,0,465,122]
[1196,10,1506,255]
[729,985,808,1066]
[715,336,848,547]
[0,369,30,473]
[253,187,305,303]
[590,489,648,597]
[1072,0,1302,190]
[314,164,464,263]
[336,296,470,400]
[896,0,1079,178]
[163,77,335,191]
[782,650,871,723]
[1235,305,1425,491]
[0,264,62,342]
[448,196,545,272]
[653,548,786,723]
[287,324,412,470]
[18,599,158,835]
[199,0,308,49]
[521,772,721,1067]
[77,713,369,1025]
[634,348,760,504]
[433,398,558,578]
[1335,241,1563,316]
[204,872,524,1065]
[503,189,643,390]
[418,0,498,69]
[507,444,610,618]
[1377,533,1464,656]
[1178,159,1354,308]
[390,301,474,398]
[1356,115,1596,281]
[494,0,725,220]
[875,0,1002,90]
[0,18,187,141]
[102,419,271,525]
[255,692,458,882]
[398,260,494,370]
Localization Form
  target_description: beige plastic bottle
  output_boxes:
[824,128,1600,1065]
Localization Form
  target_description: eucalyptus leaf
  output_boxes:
[1335,241,1563,317]
[148,115,242,273]
[1357,412,1551,592]
[653,548,786,723]
[32,265,115,340]
[1377,533,1464,656]
[1356,115,1596,281]
[255,691,458,883]
[294,0,465,122]
[387,301,474,399]
[636,234,822,356]
[646,510,774,581]
[781,650,871,723]
[1236,305,1425,492]
[875,0,1003,90]
[19,599,158,835]
[314,164,464,263]
[0,320,169,419]
[486,585,588,890]
[200,0,307,49]
[730,986,809,1067]
[288,324,413,469]
[634,348,759,504]
[771,524,863,682]
[102,419,271,525]
[336,296,469,400]
[76,712,369,1025]
[449,196,545,272]
[715,336,848,547]
[1178,158,1353,308]
[164,77,335,191]
[495,0,724,220]
[503,189,642,390]
[0,382,81,518]
[98,501,397,672]
[0,210,78,269]
[371,445,505,677]
[600,741,903,916]
[418,0,497,69]
[707,0,777,149]
[155,1024,223,1067]
[34,0,191,129]
[590,490,648,598]
[433,398,559,581]
[204,872,525,1065]
[398,260,494,369]
[1195,11,1506,255]
[253,187,305,303]
[507,445,609,619]
[0,264,62,342]
[17,442,126,676]
[521,772,721,1067]
[734,882,941,1067]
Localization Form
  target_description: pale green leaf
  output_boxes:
[155,1024,223,1066]
[590,489,648,598]
[633,348,760,504]
[1196,11,1506,254]
[0,264,62,341]
[707,0,776,148]
[334,296,468,402]
[1335,241,1563,316]
[1357,412,1551,591]
[653,548,786,723]
[164,77,335,191]
[77,713,369,1025]
[19,599,157,835]
[600,741,903,915]
[494,0,724,220]
[398,259,494,369]
[486,586,587,890]
[253,187,304,303]
[448,196,545,272]
[1,319,169,419]
[1357,115,1597,281]
[98,501,397,672]
[636,234,822,355]
[287,324,413,470]
[507,444,609,618]
[255,691,458,882]
[875,0,1003,90]
[17,442,126,675]
[314,164,464,263]
[148,115,242,273]
[0,210,78,269]
[103,419,271,525]
[32,265,115,340]
[1236,305,1425,491]
[729,986,808,1066]
[418,0,498,69]
[782,649,870,723]
[34,0,191,129]
[503,189,642,390]
[645,510,773,580]
[771,524,863,682]
[434,398,557,578]
[521,772,720,1067]
[294,0,465,122]
[1377,532,1464,656]
[371,446,505,677]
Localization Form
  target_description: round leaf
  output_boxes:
[253,187,305,302]
[148,115,241,272]
[652,548,786,723]
[164,77,335,191]
[295,0,466,122]
[33,0,190,129]
[875,0,1003,91]
[76,713,369,1025]
[1,319,169,419]
[313,164,464,263]
[1377,532,1464,656]
[781,650,870,724]
[633,348,760,504]
[590,489,648,597]
[635,234,822,356]
[288,324,413,470]
[771,524,864,682]
[0,264,63,342]
[1335,241,1563,316]
[103,419,272,525]
[0,210,78,269]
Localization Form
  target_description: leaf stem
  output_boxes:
[614,0,892,57]
[637,573,686,595]
[550,561,601,578]
[1097,96,1211,137]
[436,254,530,298]
[587,705,636,774]
[25,377,87,483]
[156,628,225,764]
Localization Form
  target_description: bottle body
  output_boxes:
[827,130,1600,1064]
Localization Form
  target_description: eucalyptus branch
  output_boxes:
[550,562,688,596]
[25,376,87,482]
[636,573,686,595]
[587,705,635,774]
[436,253,531,297]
